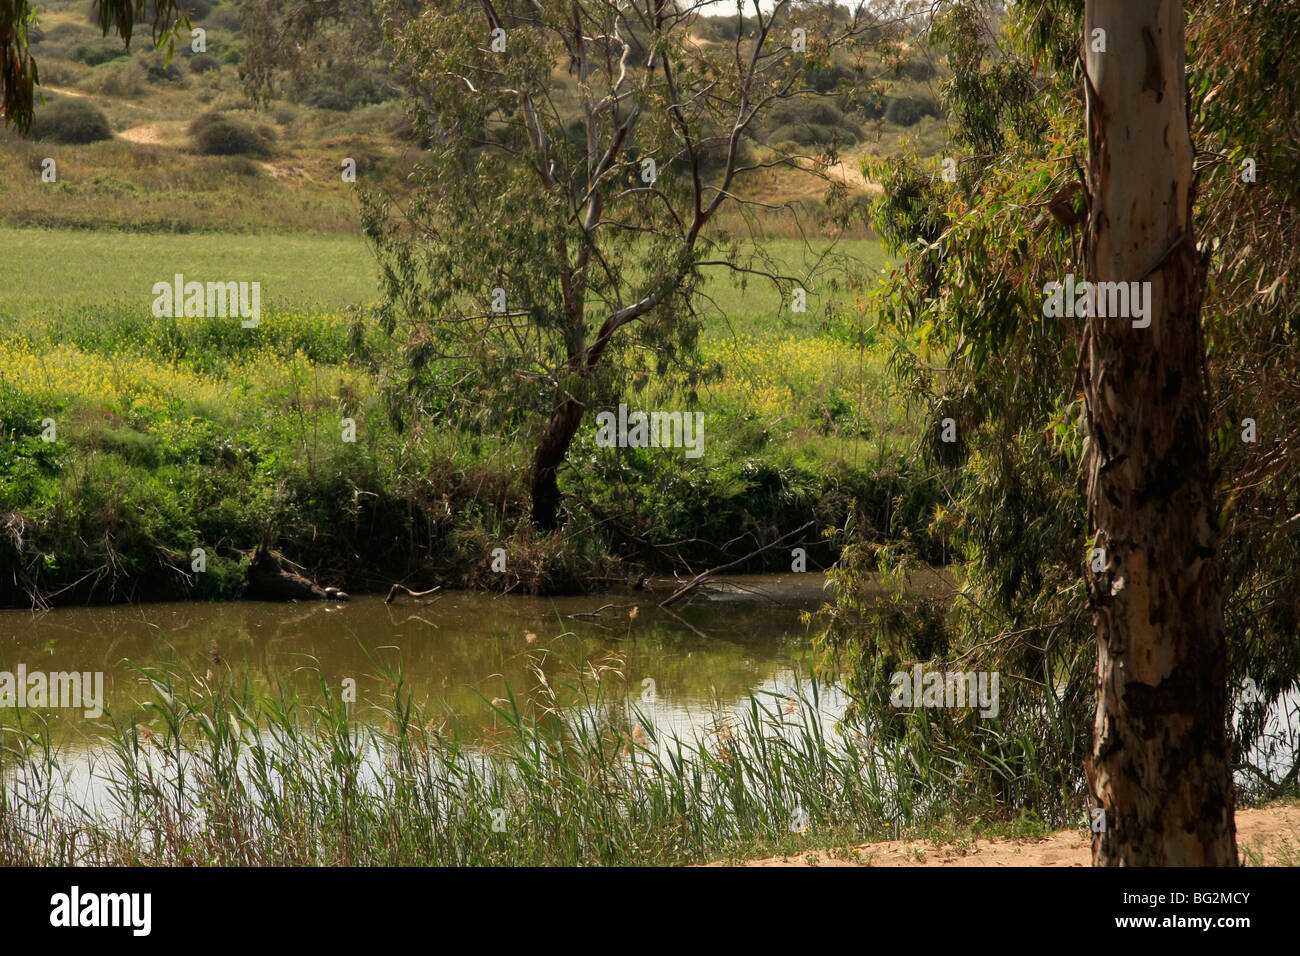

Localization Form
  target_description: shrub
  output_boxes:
[142,53,184,83]
[189,111,275,156]
[846,91,887,120]
[668,132,754,178]
[189,53,220,74]
[806,61,854,94]
[33,58,91,87]
[767,121,859,148]
[43,23,83,45]
[28,97,114,144]
[344,76,397,106]
[87,60,149,98]
[886,94,940,126]
[770,98,845,129]
[896,58,938,81]
[68,40,130,66]
[304,86,352,111]
[207,4,244,32]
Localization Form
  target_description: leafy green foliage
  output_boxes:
[819,0,1300,808]
[357,1,891,525]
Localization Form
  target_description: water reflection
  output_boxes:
[1,577,846,811]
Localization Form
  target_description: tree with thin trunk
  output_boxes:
[361,0,894,529]
[1081,0,1236,865]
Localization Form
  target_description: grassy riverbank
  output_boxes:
[0,228,946,607]
[1,635,1294,866]
[0,644,1047,866]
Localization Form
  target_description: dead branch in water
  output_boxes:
[385,583,442,604]
[658,522,814,608]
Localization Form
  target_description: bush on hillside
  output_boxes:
[304,86,351,112]
[87,60,149,98]
[190,111,275,156]
[302,77,397,112]
[767,122,860,148]
[207,4,244,32]
[68,39,130,66]
[34,58,91,87]
[806,61,855,94]
[886,94,940,126]
[189,53,220,74]
[42,22,83,45]
[29,97,114,144]
[769,98,847,129]
[142,53,184,83]
[848,92,888,120]
[896,58,938,81]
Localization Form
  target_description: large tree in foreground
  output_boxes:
[824,0,1274,865]
[1082,0,1236,864]
[361,0,890,529]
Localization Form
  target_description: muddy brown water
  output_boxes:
[0,574,840,749]
[4,571,1292,806]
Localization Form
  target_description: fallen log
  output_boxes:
[244,546,329,601]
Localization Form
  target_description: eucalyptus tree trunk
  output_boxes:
[529,389,585,532]
[1082,0,1236,865]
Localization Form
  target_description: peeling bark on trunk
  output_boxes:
[1082,0,1236,865]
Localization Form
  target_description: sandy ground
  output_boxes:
[117,121,190,146]
[797,154,881,195]
[42,85,148,111]
[727,804,1300,866]
[41,85,89,98]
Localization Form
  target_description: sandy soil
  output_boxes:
[117,121,189,146]
[797,154,881,195]
[257,160,312,180]
[42,85,148,111]
[41,85,89,98]
[727,803,1300,866]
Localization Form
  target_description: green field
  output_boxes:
[0,227,891,327]
[0,225,925,606]
[0,227,380,318]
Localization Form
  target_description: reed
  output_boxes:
[0,641,1036,866]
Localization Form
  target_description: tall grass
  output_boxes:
[0,642,1034,866]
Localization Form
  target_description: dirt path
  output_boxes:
[117,123,168,145]
[41,85,149,111]
[729,803,1300,866]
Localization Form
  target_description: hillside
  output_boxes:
[1,1,950,235]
